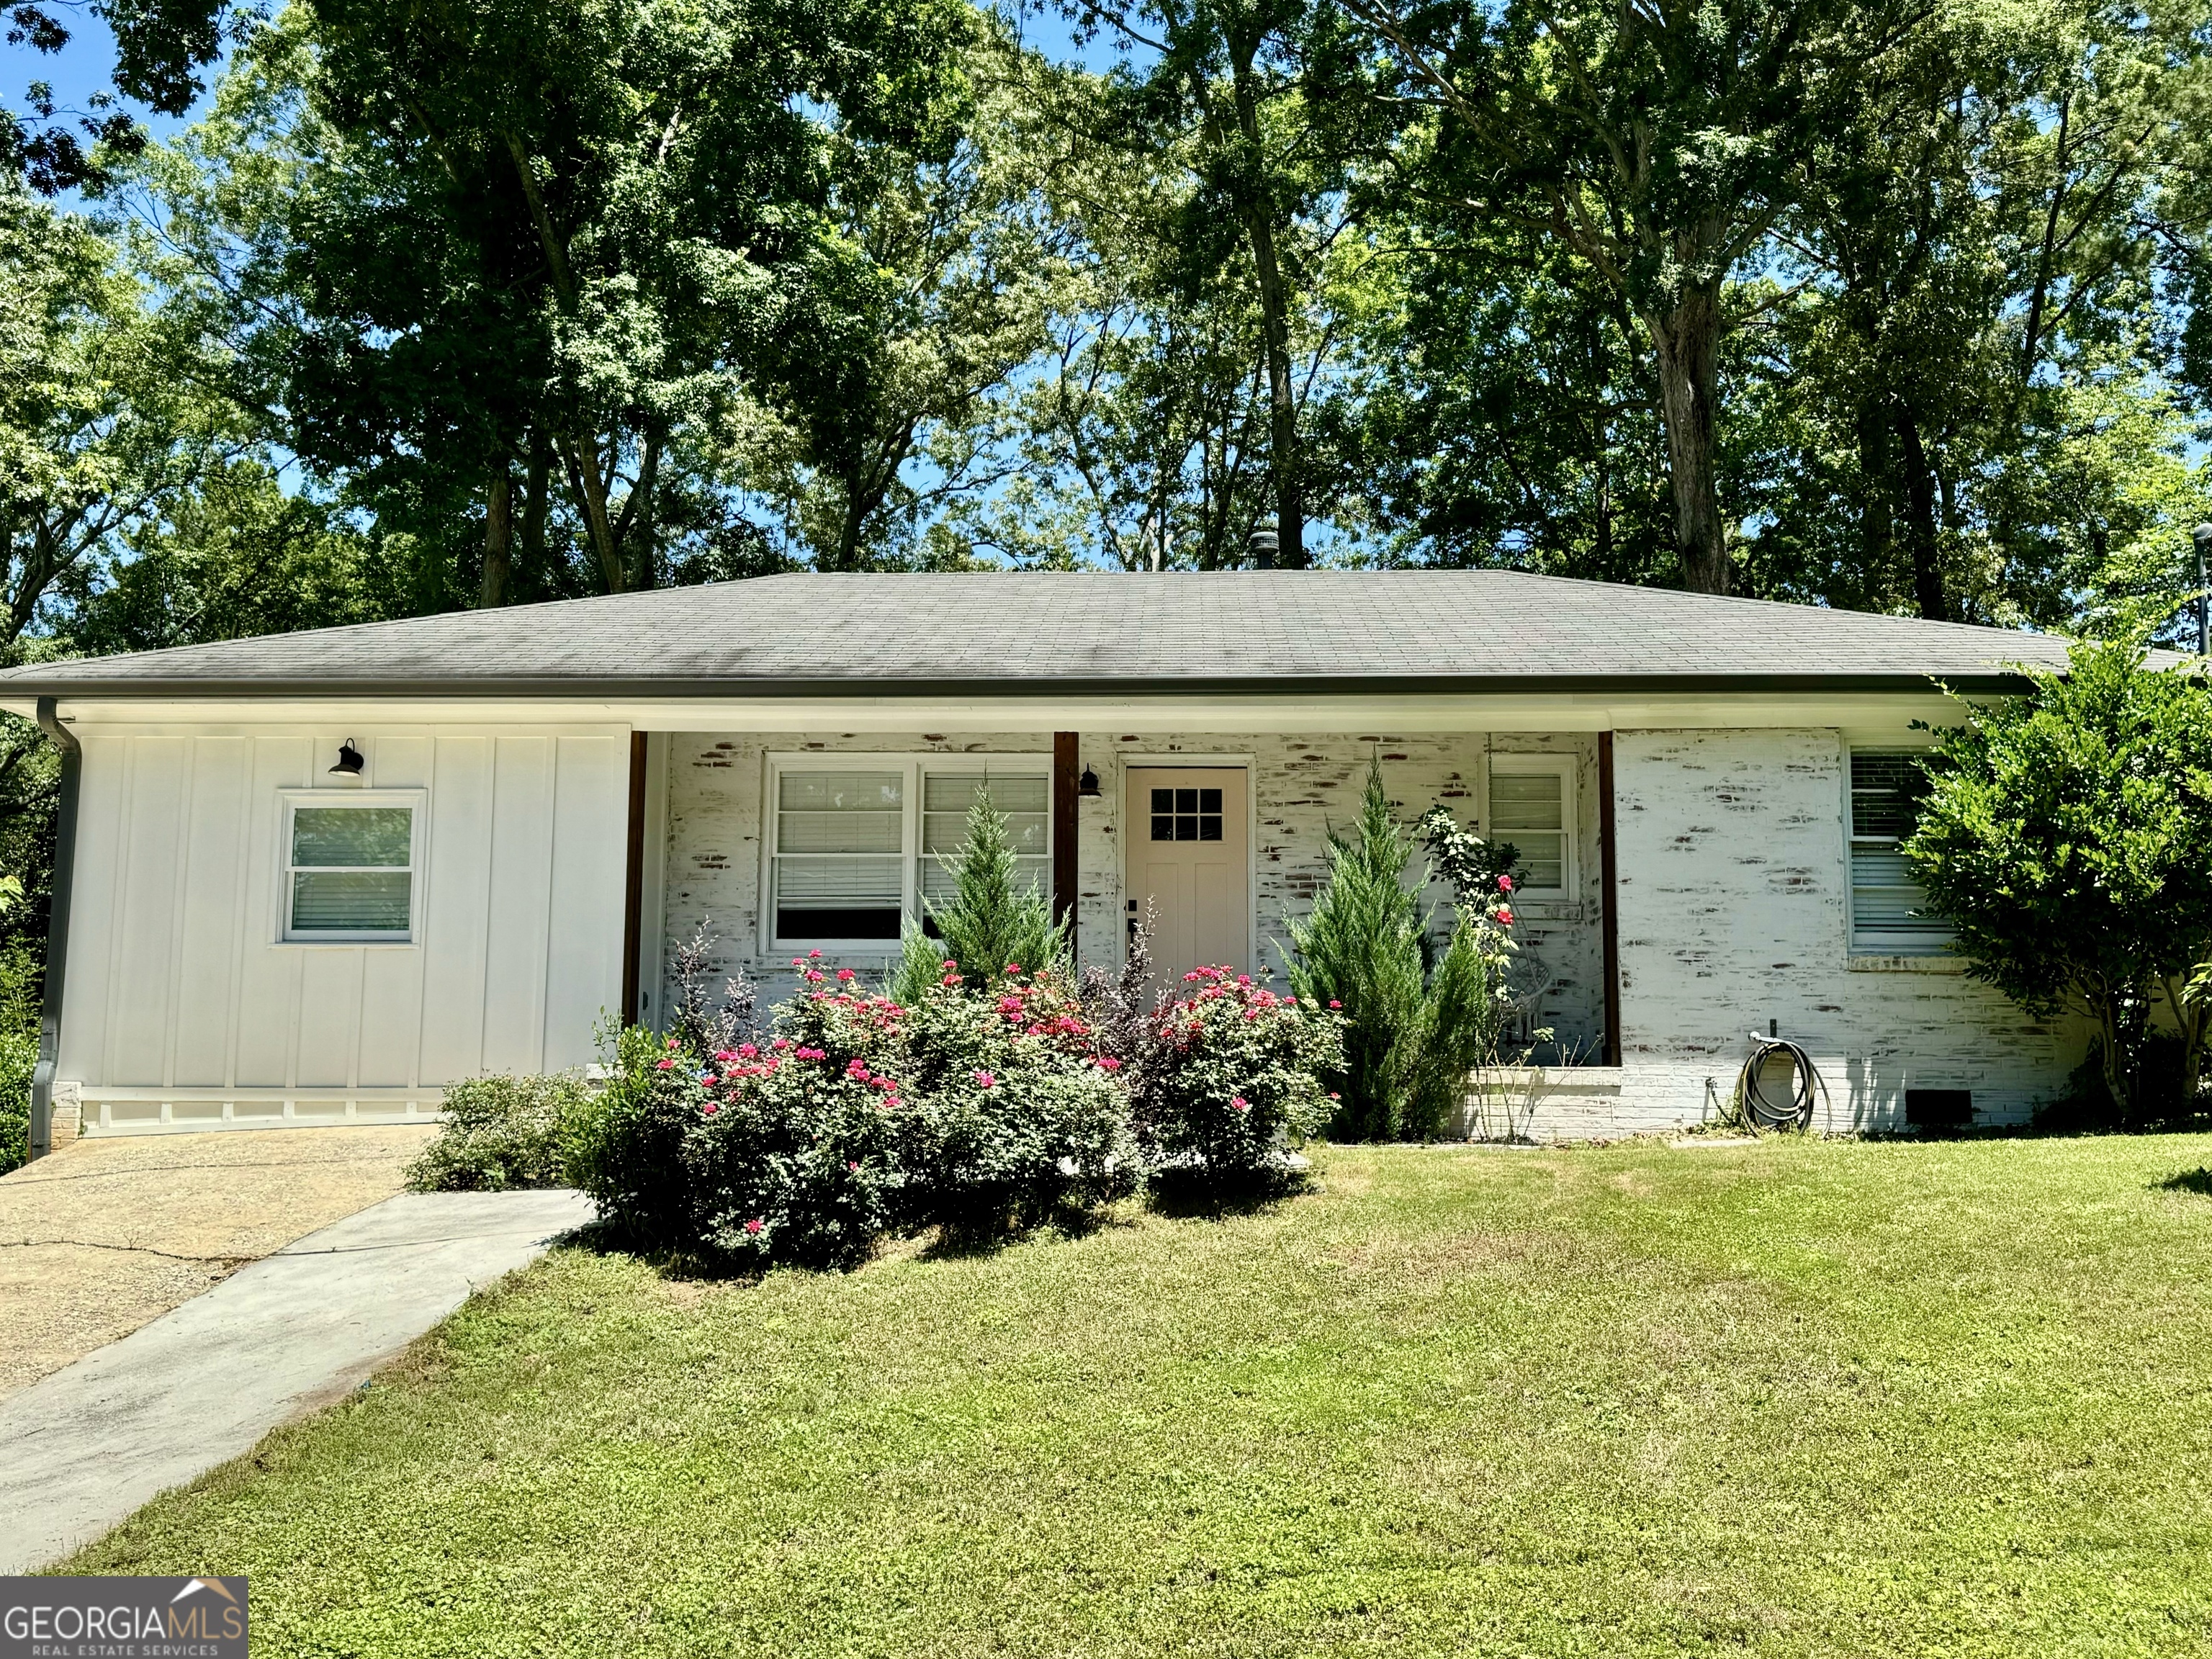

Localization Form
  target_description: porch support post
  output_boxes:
[1599,730,1622,1067]
[1051,732,1079,939]
[621,731,648,1026]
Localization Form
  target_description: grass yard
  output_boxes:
[64,1136,2212,1657]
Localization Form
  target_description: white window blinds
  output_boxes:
[1848,752,1951,954]
[1489,763,1570,891]
[773,770,905,942]
[287,804,414,938]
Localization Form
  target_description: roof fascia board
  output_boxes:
[0,671,2032,704]
[22,688,1980,735]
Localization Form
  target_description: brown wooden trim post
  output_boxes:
[1598,731,1622,1067]
[1051,732,1079,937]
[621,732,648,1026]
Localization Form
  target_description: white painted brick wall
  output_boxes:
[657,724,2072,1141]
[1604,728,2088,1138]
[658,730,1606,1054]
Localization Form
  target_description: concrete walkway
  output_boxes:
[0,1125,439,1401]
[0,1186,593,1573]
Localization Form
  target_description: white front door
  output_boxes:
[1125,767,1249,988]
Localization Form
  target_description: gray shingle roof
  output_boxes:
[0,571,2135,698]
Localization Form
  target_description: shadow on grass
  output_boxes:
[1143,1166,1312,1220]
[2155,1167,2212,1196]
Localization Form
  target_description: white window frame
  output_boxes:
[1487,754,1578,899]
[760,752,1052,956]
[276,788,428,945]
[1845,747,1954,957]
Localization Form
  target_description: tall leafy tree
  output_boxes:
[1338,0,1920,592]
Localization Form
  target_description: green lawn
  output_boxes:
[66,1136,2212,1656]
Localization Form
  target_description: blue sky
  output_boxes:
[4,0,1125,153]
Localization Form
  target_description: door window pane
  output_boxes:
[1150,784,1223,842]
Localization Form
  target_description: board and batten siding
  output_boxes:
[59,727,629,1133]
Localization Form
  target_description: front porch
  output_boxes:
[638,728,1614,1070]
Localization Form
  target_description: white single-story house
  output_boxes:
[0,571,2100,1150]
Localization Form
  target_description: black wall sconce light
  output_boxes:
[329,739,366,778]
[1077,765,1100,798]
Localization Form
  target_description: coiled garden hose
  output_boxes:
[1735,1033,1822,1131]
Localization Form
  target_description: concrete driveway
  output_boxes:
[0,1185,594,1573]
[0,1125,437,1403]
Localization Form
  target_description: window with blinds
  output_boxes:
[1488,757,1574,893]
[285,802,415,940]
[1848,752,1951,954]
[772,770,906,941]
[766,760,1053,948]
[920,773,1048,913]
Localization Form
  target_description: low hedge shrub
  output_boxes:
[407,1071,590,1192]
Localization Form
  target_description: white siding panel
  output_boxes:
[56,721,630,1133]
[480,737,557,1076]
[544,735,627,1069]
[107,738,187,1087]
[169,738,250,1086]
[416,736,495,1082]
[292,948,364,1087]
[232,738,310,1087]
[55,734,126,1084]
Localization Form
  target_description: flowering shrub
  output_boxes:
[896,963,1133,1236]
[577,950,1138,1269]
[683,976,909,1270]
[1124,967,1341,1184]
[565,1022,703,1251]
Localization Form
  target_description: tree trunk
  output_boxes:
[559,433,628,593]
[478,465,514,608]
[1646,284,1729,593]
[1856,402,1892,585]
[520,431,550,595]
[1230,55,1303,569]
[2098,989,2131,1121]
[1893,403,1947,621]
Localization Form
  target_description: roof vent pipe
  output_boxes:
[30,696,79,1161]
[1248,521,1280,568]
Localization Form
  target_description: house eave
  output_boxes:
[0,670,2033,704]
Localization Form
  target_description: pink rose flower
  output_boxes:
[943,958,958,970]
[836,968,856,981]
[848,1160,860,1173]
[702,1102,717,1115]
[809,949,824,958]
[1496,907,1515,927]
[737,1043,758,1058]
[655,1058,674,1071]
[1096,1055,1122,1071]
[974,1069,997,1089]
[1498,874,1514,892]
[941,973,961,986]
[1328,999,1341,1010]
[1232,1096,1250,1112]
[745,1217,764,1235]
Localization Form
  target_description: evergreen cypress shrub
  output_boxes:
[889,784,1069,1004]
[1286,758,1512,1139]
